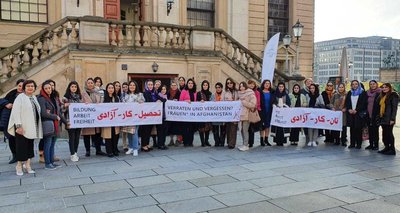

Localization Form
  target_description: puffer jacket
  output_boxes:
[238,89,256,121]
[377,92,399,125]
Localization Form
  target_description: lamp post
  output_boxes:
[167,0,174,16]
[283,34,292,75]
[292,19,304,76]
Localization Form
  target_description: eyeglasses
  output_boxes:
[227,82,233,85]
[215,86,221,89]
[171,84,177,86]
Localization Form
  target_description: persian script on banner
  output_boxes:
[69,102,163,128]
[270,106,343,131]
[165,101,242,122]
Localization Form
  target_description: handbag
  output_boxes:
[42,120,55,137]
[248,109,261,123]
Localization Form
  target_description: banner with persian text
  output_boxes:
[69,102,163,128]
[270,106,343,131]
[165,101,242,122]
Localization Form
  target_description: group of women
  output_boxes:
[0,76,398,176]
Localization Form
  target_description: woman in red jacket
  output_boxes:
[179,78,197,146]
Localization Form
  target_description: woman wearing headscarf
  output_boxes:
[271,82,291,146]
[377,83,399,155]
[197,80,212,147]
[345,80,368,149]
[259,79,274,146]
[179,78,198,147]
[223,78,239,149]
[330,83,348,146]
[306,83,325,147]
[167,81,181,146]
[365,80,381,150]
[142,79,161,151]
[321,82,336,143]
[288,84,308,146]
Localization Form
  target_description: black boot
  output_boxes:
[265,137,272,146]
[8,154,17,164]
[200,132,205,147]
[260,137,265,146]
[372,141,379,150]
[378,146,390,154]
[249,131,254,148]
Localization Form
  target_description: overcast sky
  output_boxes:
[315,0,400,42]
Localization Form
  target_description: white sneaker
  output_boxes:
[312,141,318,147]
[307,141,312,147]
[74,153,79,160]
[240,145,249,151]
[133,149,138,156]
[237,145,243,150]
[126,148,133,155]
[70,155,78,162]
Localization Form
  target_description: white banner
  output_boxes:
[262,32,280,82]
[270,106,343,131]
[69,102,162,128]
[165,101,242,122]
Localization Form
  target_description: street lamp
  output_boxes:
[292,19,304,76]
[167,0,174,16]
[283,34,292,74]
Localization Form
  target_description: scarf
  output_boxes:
[309,92,319,108]
[199,90,212,101]
[367,87,381,116]
[158,92,167,99]
[351,85,363,96]
[85,86,99,103]
[215,91,222,101]
[40,89,59,134]
[189,91,195,102]
[65,93,81,103]
[169,88,178,100]
[325,89,334,100]
[379,93,387,117]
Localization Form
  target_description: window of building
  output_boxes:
[187,0,215,27]
[1,0,47,23]
[268,0,289,40]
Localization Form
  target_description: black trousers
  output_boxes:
[141,125,153,147]
[39,138,44,151]
[105,127,119,155]
[213,124,226,146]
[157,122,168,147]
[382,124,395,150]
[349,118,362,147]
[4,131,16,154]
[84,133,101,153]
[368,125,379,148]
[341,126,348,143]
[68,128,81,155]
[324,130,332,142]
[183,122,196,146]
[15,133,34,161]
[289,128,301,142]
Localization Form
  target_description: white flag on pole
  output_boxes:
[261,33,280,81]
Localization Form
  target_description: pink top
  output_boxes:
[179,89,197,102]
[254,89,261,111]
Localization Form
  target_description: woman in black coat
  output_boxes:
[377,83,399,155]
[345,80,368,149]
[259,80,275,146]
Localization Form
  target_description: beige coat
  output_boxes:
[7,93,43,139]
[81,88,101,136]
[101,127,120,139]
[238,89,257,121]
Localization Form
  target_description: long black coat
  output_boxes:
[376,92,399,125]
[0,89,19,131]
[345,91,368,128]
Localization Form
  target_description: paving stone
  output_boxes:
[209,181,259,194]
[343,199,400,213]
[308,173,374,189]
[285,166,359,181]
[270,164,319,175]
[321,186,381,203]
[153,163,211,175]
[205,159,252,168]
[353,180,400,196]
[240,161,291,171]
[0,193,26,207]
[202,165,251,176]
[269,192,346,213]
[84,195,158,213]
[91,169,156,183]
[188,175,238,187]
[51,206,87,213]
[28,186,83,200]
[249,175,296,188]
[64,189,135,207]
[159,197,225,213]
[213,190,268,206]
[0,198,65,213]
[114,205,164,213]
[44,177,93,189]
[80,180,131,194]
[356,168,400,179]
[387,176,400,183]
[0,182,44,196]
[383,194,400,206]
[208,201,287,213]
[152,187,217,203]
[254,181,329,199]
[166,170,211,181]
[0,179,20,188]
[314,207,354,213]
[126,175,172,187]
[132,181,195,196]
[229,169,280,180]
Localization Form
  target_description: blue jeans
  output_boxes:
[128,126,139,150]
[44,136,56,166]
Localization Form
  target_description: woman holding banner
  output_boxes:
[271,82,291,146]
[211,82,226,147]
[167,81,181,146]
[81,78,106,157]
[345,80,368,149]
[247,80,261,148]
[123,80,144,156]
[102,83,121,157]
[223,78,239,149]
[259,80,274,146]
[330,83,348,146]
[141,80,161,151]
[179,78,198,147]
[306,83,325,147]
[62,81,83,162]
[197,80,212,147]
[238,82,256,151]
[156,85,169,150]
[289,84,308,146]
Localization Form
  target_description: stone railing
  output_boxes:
[0,16,301,84]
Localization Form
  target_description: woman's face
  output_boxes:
[309,85,316,94]
[43,84,52,96]
[278,84,285,92]
[129,82,136,93]
[305,79,312,87]
[293,85,300,93]
[215,84,222,93]
[87,80,94,90]
[187,81,194,89]
[338,84,345,93]
[24,83,35,95]
[49,82,55,91]
[179,78,185,86]
[369,82,377,90]
[95,80,102,87]
[264,81,271,90]
[326,83,334,90]
[351,81,359,90]
[382,85,390,93]
[202,82,209,91]
[239,84,245,91]
[147,81,154,90]
[17,82,24,93]
[249,83,255,90]
[155,81,161,89]
[171,83,178,90]
[161,86,167,95]
[122,84,128,93]
[227,80,234,89]
[107,85,114,95]
[70,84,78,93]
[114,83,121,92]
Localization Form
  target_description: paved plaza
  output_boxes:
[0,115,399,213]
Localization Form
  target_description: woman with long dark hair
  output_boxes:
[178,76,186,91]
[62,81,83,162]
[288,84,308,145]
[321,82,336,143]
[345,80,368,149]
[238,81,256,151]
[259,79,274,146]
[142,80,161,151]
[271,82,291,146]
[247,80,261,147]
[211,82,226,147]
[223,78,239,149]
[366,80,381,150]
[113,81,122,99]
[306,83,325,147]
[377,83,399,155]
[197,80,212,147]
[156,85,169,150]
[167,81,181,146]
[179,78,198,147]
[330,83,348,146]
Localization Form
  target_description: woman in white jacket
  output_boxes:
[306,83,325,147]
[237,82,257,151]
[8,80,42,176]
